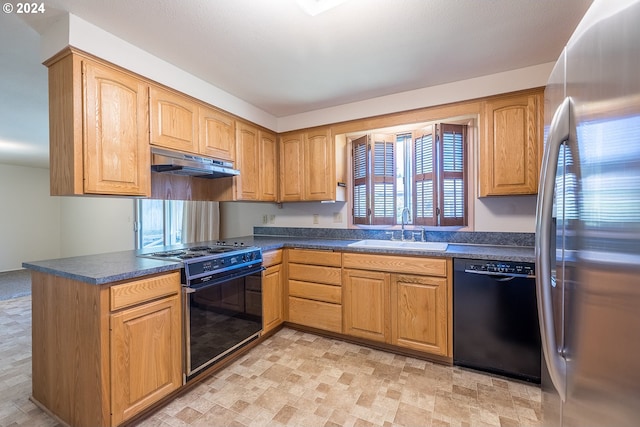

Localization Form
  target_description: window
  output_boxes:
[136,199,185,249]
[352,123,467,227]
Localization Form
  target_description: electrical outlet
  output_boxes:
[313,214,319,225]
[333,212,342,223]
[262,214,268,224]
[269,215,276,224]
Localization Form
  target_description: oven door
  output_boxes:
[183,266,263,382]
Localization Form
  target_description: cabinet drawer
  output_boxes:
[287,249,341,267]
[343,253,448,277]
[262,250,283,267]
[288,296,342,333]
[289,280,341,304]
[288,263,341,286]
[110,272,181,311]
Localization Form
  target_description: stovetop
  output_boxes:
[141,242,254,262]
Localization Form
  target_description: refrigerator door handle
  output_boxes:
[536,96,572,402]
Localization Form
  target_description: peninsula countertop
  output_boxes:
[23,235,535,285]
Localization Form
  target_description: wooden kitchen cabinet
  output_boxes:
[46,49,150,196]
[342,253,452,358]
[343,268,390,343]
[262,250,284,333]
[235,122,278,201]
[199,105,236,161]
[110,293,182,426]
[31,270,182,427]
[279,127,339,202]
[259,130,278,201]
[390,273,449,356]
[286,249,343,333]
[149,85,199,153]
[480,88,544,196]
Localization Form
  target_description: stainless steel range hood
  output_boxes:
[151,147,239,178]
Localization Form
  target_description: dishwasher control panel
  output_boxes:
[464,261,535,277]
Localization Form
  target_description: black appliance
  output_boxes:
[453,258,541,383]
[141,243,263,382]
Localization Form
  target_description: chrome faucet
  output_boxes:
[401,207,410,241]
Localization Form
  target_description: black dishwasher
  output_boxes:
[453,258,541,383]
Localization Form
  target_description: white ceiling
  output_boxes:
[0,0,593,169]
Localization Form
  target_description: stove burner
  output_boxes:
[152,250,187,258]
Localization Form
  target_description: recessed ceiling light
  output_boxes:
[296,0,350,16]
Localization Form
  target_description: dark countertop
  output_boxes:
[23,235,534,285]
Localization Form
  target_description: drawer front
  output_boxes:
[289,280,342,304]
[287,249,341,267]
[288,263,341,286]
[110,272,181,311]
[262,250,283,267]
[343,253,448,277]
[288,296,342,333]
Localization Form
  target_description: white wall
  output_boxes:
[59,197,135,257]
[0,164,60,271]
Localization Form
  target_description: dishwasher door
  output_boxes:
[453,258,541,383]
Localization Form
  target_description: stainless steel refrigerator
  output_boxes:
[536,0,640,425]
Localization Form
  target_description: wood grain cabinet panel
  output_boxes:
[46,50,150,196]
[279,128,337,202]
[481,89,543,196]
[285,249,343,333]
[199,106,235,161]
[390,273,448,356]
[343,268,390,343]
[259,130,278,201]
[150,85,199,153]
[262,261,284,333]
[236,121,260,200]
[110,294,182,426]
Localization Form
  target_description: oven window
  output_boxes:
[188,272,262,375]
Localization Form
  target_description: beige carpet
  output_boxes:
[0,269,31,301]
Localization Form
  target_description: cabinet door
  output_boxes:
[391,273,448,356]
[304,128,335,201]
[262,263,283,333]
[83,61,150,196]
[199,106,235,161]
[110,295,182,426]
[149,86,198,153]
[279,133,304,201]
[481,91,542,196]
[259,130,278,201]
[236,122,260,200]
[343,269,390,343]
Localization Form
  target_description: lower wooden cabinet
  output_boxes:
[31,270,182,427]
[342,253,452,358]
[285,249,342,333]
[262,250,284,333]
[110,294,182,426]
[390,273,449,356]
[343,268,390,343]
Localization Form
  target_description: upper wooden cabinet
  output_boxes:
[279,128,342,202]
[235,122,277,201]
[149,85,199,153]
[199,106,236,162]
[259,130,278,202]
[480,89,543,196]
[47,50,150,196]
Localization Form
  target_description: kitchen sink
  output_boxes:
[347,239,448,252]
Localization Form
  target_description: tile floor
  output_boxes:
[0,295,542,427]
